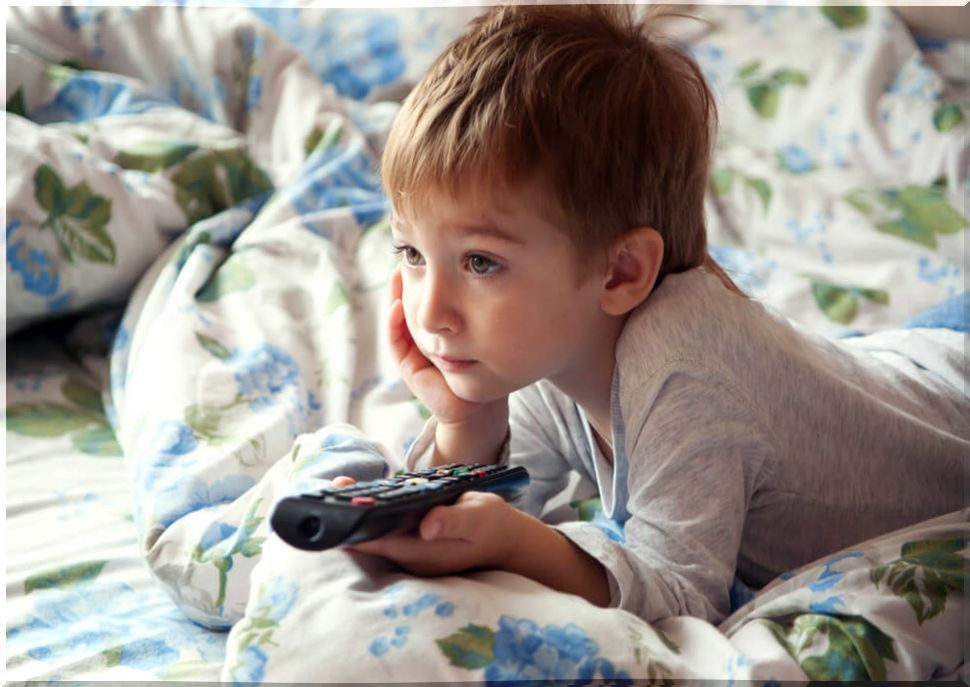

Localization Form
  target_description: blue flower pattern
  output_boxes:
[168,55,226,122]
[151,474,256,530]
[784,209,835,264]
[249,578,299,622]
[7,581,225,671]
[227,577,299,684]
[229,344,301,411]
[31,73,169,124]
[135,420,199,492]
[370,586,454,658]
[236,27,264,113]
[9,5,965,683]
[6,220,62,299]
[251,9,405,100]
[776,144,815,174]
[230,645,267,686]
[486,616,631,684]
[802,551,863,614]
[287,136,388,234]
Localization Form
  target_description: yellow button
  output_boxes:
[405,477,428,485]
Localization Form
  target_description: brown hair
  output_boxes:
[382,4,741,292]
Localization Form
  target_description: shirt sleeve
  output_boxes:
[403,382,584,520]
[556,366,773,624]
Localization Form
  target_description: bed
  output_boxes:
[5,4,967,684]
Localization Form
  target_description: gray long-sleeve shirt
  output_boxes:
[407,267,969,624]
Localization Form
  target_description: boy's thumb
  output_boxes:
[420,495,481,540]
[420,517,443,540]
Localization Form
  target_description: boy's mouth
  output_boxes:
[429,354,476,372]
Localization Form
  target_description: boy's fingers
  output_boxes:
[388,299,408,360]
[389,301,432,383]
[420,492,498,541]
[332,476,357,487]
[390,267,403,303]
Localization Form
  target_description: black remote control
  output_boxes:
[271,464,530,551]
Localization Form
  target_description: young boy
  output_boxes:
[338,5,969,624]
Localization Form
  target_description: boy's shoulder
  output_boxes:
[615,266,781,379]
[621,267,737,343]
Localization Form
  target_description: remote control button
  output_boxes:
[376,488,411,500]
[405,477,429,485]
[351,496,376,506]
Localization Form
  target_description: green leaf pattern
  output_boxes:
[115,140,200,172]
[191,498,267,614]
[872,537,966,625]
[25,560,109,594]
[711,167,773,213]
[6,377,122,456]
[196,255,257,303]
[764,614,897,680]
[7,86,27,116]
[226,575,299,679]
[821,6,869,30]
[171,149,273,225]
[304,121,344,158]
[34,164,116,265]
[811,279,889,324]
[436,624,496,669]
[196,331,233,360]
[570,497,604,523]
[734,61,809,119]
[846,184,967,249]
[933,103,964,133]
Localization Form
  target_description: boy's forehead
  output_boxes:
[390,204,526,247]
[391,185,511,229]
[390,173,564,229]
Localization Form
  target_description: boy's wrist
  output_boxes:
[503,512,611,608]
[432,401,509,466]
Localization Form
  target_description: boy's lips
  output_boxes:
[429,354,477,372]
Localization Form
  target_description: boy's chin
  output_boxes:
[445,378,515,406]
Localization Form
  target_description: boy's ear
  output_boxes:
[599,227,664,316]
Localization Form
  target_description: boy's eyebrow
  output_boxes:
[390,216,524,245]
[462,222,524,245]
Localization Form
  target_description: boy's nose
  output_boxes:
[415,272,461,335]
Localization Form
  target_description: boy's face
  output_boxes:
[390,179,610,404]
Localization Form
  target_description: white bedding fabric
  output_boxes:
[5,4,967,684]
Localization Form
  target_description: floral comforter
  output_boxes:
[5,4,967,684]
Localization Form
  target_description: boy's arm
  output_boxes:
[505,509,611,606]
[430,400,509,466]
[349,492,611,607]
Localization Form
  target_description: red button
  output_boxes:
[351,496,376,506]
[472,469,487,476]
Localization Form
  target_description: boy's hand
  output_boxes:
[389,266,510,465]
[344,490,524,577]
[331,477,610,607]
[389,267,484,425]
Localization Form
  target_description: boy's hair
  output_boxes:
[382,4,739,290]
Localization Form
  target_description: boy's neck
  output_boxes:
[548,313,626,445]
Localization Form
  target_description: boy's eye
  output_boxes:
[403,247,423,266]
[467,254,500,275]
[393,244,423,267]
